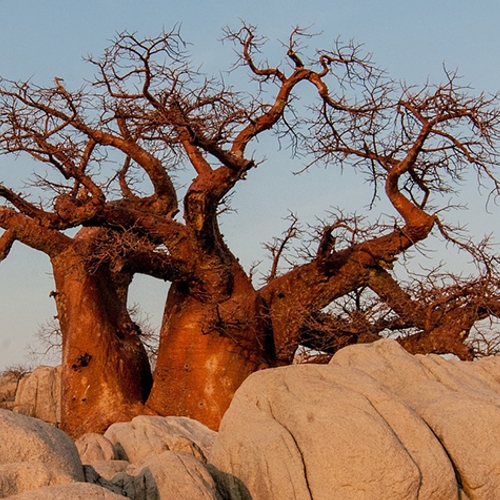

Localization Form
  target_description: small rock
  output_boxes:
[104,415,216,464]
[13,366,61,426]
[86,460,130,481]
[75,433,116,463]
[112,450,220,500]
[7,482,127,499]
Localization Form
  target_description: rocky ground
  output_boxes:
[3,339,500,498]
[0,369,25,411]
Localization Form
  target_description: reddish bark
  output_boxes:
[0,213,153,437]
[147,263,270,428]
[51,228,153,437]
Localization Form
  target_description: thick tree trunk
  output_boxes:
[146,263,271,430]
[51,232,153,438]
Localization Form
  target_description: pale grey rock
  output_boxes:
[75,432,117,463]
[462,355,500,393]
[0,462,75,498]
[13,366,61,426]
[416,352,500,398]
[331,339,500,500]
[104,415,216,464]
[112,450,220,500]
[0,372,24,410]
[209,363,457,500]
[86,460,130,481]
[83,464,125,495]
[0,409,83,481]
[7,482,126,499]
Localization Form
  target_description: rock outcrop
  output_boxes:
[210,340,500,500]
[78,416,220,499]
[0,402,222,499]
[0,370,25,411]
[0,408,82,480]
[331,339,500,499]
[7,482,128,499]
[209,361,457,499]
[112,451,220,500]
[4,342,500,499]
[13,365,61,426]
[103,415,217,464]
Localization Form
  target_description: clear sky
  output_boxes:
[1,0,500,369]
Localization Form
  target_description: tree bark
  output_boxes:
[146,260,271,430]
[51,228,153,437]
[398,309,476,361]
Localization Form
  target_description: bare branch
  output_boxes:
[0,228,15,261]
[264,213,300,281]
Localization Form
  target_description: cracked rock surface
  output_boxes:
[210,339,500,500]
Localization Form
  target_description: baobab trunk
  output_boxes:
[51,230,153,438]
[146,263,271,430]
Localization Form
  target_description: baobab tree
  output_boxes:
[1,24,500,437]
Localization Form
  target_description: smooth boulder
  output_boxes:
[112,450,220,500]
[331,339,500,500]
[75,432,117,463]
[209,363,457,500]
[13,366,61,426]
[0,462,75,498]
[0,409,83,480]
[104,415,216,464]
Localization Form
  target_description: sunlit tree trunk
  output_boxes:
[51,229,152,437]
[146,261,271,430]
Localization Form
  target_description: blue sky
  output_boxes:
[1,0,500,369]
